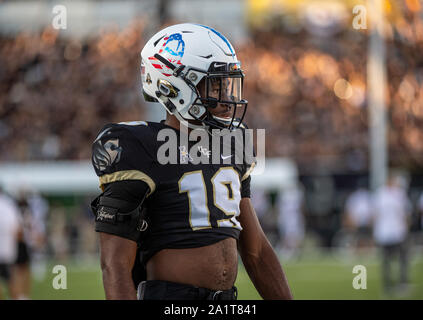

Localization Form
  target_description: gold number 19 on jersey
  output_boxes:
[178,167,242,231]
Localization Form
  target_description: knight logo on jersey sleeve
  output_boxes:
[92,135,122,172]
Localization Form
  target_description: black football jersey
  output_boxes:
[92,120,256,263]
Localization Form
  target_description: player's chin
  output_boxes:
[217,112,232,119]
[212,106,233,119]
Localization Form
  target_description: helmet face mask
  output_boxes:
[189,65,247,131]
[140,23,248,133]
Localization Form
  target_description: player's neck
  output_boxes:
[164,114,181,131]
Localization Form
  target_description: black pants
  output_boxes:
[138,280,238,300]
[16,241,30,265]
[0,264,11,281]
[381,241,409,291]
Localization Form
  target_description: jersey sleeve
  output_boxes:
[92,123,156,195]
[240,123,257,183]
[240,175,251,198]
[235,123,256,198]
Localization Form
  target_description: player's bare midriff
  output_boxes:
[146,237,238,291]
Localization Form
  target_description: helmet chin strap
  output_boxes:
[212,115,233,125]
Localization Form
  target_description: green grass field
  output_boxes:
[27,251,423,300]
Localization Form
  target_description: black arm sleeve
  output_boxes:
[94,180,150,243]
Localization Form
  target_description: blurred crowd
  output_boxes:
[240,10,423,172]
[0,22,146,162]
[0,13,422,173]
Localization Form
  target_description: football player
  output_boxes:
[91,23,292,300]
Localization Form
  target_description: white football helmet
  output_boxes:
[140,23,247,131]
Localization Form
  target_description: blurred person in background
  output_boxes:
[276,183,305,260]
[372,173,412,295]
[418,192,423,231]
[50,207,69,262]
[0,186,21,299]
[343,178,373,253]
[79,198,98,260]
[14,189,34,300]
[250,188,270,226]
[250,188,273,241]
[26,190,49,280]
[251,189,279,247]
[11,187,48,298]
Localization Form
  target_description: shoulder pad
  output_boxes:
[91,122,157,194]
[92,122,152,176]
[109,121,160,142]
[93,121,154,145]
[117,120,149,127]
[93,121,148,142]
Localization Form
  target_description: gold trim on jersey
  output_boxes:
[241,161,256,181]
[99,170,156,196]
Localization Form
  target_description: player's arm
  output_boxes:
[237,175,293,300]
[99,233,137,300]
[93,180,150,300]
[238,197,293,299]
[91,124,154,300]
